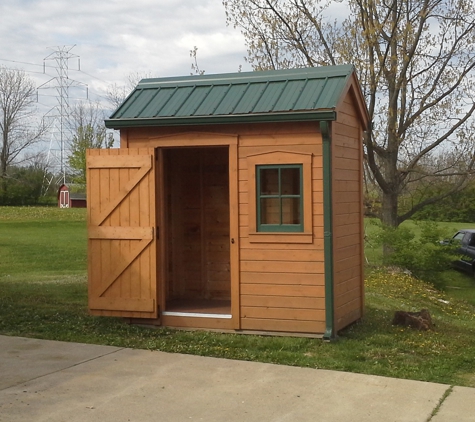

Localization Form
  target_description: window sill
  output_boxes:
[248,232,313,244]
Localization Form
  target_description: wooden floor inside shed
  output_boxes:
[165,299,231,315]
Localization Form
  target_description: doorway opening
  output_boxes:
[163,147,231,317]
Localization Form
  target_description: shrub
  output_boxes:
[374,221,457,286]
[0,166,56,206]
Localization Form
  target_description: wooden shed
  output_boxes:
[88,65,369,339]
[58,184,87,208]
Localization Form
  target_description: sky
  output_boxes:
[0,0,251,114]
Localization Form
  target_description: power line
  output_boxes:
[0,57,44,68]
[0,57,58,72]
[0,55,116,109]
[71,68,107,83]
[0,65,54,77]
[0,56,109,86]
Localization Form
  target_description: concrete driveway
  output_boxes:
[0,335,474,422]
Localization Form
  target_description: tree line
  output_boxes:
[0,67,115,206]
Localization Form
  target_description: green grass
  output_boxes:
[1,207,475,388]
[364,218,475,308]
[0,207,87,278]
[442,272,475,306]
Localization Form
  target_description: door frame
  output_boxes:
[151,133,240,330]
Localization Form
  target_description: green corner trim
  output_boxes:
[321,121,337,342]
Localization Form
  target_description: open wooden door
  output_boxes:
[86,148,158,319]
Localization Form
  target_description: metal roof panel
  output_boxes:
[113,89,142,118]
[156,86,194,117]
[292,79,327,110]
[139,87,175,117]
[106,65,367,127]
[252,80,287,113]
[193,85,230,115]
[233,82,268,114]
[313,78,344,109]
[272,80,307,111]
[125,88,159,118]
[212,84,249,115]
[175,85,211,116]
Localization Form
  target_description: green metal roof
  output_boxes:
[105,65,358,128]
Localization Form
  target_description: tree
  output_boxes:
[223,0,475,227]
[68,101,114,185]
[190,46,206,75]
[69,100,108,137]
[0,153,54,206]
[68,102,114,185]
[105,72,154,110]
[68,125,114,185]
[0,165,46,206]
[0,66,48,199]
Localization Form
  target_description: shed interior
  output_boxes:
[163,147,231,316]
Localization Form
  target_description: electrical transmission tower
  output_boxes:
[39,45,87,193]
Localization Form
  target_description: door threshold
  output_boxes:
[162,311,232,319]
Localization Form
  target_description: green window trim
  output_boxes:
[256,164,303,232]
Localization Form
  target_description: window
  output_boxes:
[257,165,303,232]
[452,232,465,245]
[247,151,313,243]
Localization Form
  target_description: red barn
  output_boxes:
[57,184,87,208]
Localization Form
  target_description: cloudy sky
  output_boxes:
[0,0,251,113]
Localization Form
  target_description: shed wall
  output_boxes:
[126,122,326,334]
[238,130,325,334]
[332,94,365,331]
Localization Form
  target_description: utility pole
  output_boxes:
[39,45,87,192]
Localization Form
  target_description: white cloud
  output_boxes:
[0,0,250,104]
[0,0,251,166]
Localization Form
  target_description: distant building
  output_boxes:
[57,184,87,208]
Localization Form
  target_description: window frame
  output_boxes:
[256,164,304,232]
[247,151,313,244]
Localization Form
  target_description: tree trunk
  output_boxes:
[381,190,399,228]
[381,190,399,261]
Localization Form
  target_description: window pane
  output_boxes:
[260,168,279,195]
[282,198,301,224]
[260,198,280,224]
[281,167,300,195]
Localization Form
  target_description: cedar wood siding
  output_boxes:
[332,91,365,331]
[238,127,325,335]
[87,148,157,319]
[125,122,326,334]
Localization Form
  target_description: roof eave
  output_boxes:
[105,110,337,129]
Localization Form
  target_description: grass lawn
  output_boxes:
[0,207,87,279]
[1,207,475,387]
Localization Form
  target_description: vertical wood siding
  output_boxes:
[87,148,157,319]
